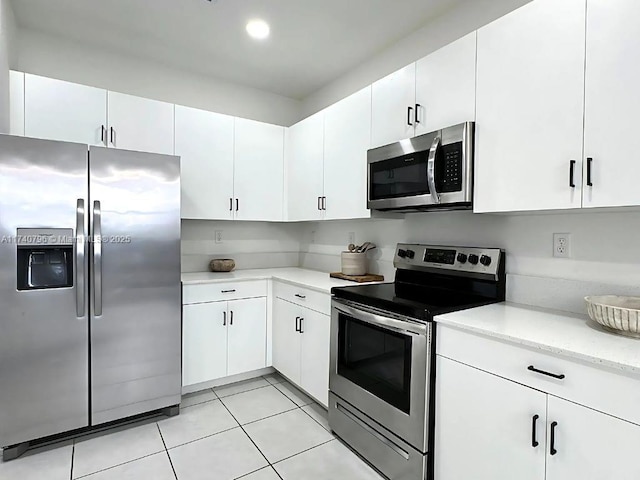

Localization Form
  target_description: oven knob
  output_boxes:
[457,253,468,264]
[397,249,407,258]
[468,254,479,265]
[406,249,415,259]
[480,255,492,266]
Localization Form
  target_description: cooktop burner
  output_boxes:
[332,243,506,321]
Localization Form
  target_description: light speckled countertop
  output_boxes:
[181,268,386,294]
[436,303,640,374]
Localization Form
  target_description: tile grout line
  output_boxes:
[271,438,336,467]
[156,423,179,480]
[69,442,75,480]
[72,451,165,480]
[163,424,240,450]
[218,398,281,478]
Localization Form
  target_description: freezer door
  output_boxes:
[0,135,89,447]
[88,147,181,425]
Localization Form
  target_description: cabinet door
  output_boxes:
[25,74,107,145]
[234,118,285,221]
[323,86,372,220]
[9,71,24,136]
[415,32,476,134]
[300,309,331,407]
[227,298,267,376]
[435,356,546,480]
[474,0,586,213]
[175,105,234,220]
[272,299,302,383]
[371,64,416,148]
[286,112,324,221]
[547,395,640,480]
[107,91,174,155]
[182,302,228,387]
[583,0,640,208]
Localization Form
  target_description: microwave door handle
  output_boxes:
[427,136,441,204]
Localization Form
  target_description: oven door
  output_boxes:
[329,299,432,452]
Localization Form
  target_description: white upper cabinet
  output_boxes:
[415,32,477,134]
[474,0,586,213]
[233,118,285,222]
[435,356,547,480]
[371,64,416,148]
[583,0,640,208]
[286,112,325,221]
[24,74,107,146]
[546,395,640,480]
[107,91,174,155]
[9,71,24,136]
[323,86,372,220]
[175,105,235,220]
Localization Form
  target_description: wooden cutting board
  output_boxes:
[330,272,385,283]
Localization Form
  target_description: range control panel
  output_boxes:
[394,244,503,279]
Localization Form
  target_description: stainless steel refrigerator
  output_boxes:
[0,135,182,459]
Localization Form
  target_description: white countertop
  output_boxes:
[181,268,385,294]
[436,303,640,374]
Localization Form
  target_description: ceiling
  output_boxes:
[11,0,464,100]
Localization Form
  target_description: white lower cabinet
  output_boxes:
[436,356,547,480]
[226,298,267,376]
[183,302,228,386]
[182,296,267,388]
[273,296,330,407]
[546,396,640,480]
[436,343,640,480]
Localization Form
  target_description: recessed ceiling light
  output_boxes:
[246,19,270,40]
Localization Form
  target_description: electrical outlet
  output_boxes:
[214,230,223,244]
[348,232,356,245]
[553,233,571,258]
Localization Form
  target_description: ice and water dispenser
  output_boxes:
[16,228,74,291]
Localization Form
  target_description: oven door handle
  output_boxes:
[333,302,427,336]
[427,135,441,204]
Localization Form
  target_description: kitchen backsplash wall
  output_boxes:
[299,210,640,313]
[181,220,304,273]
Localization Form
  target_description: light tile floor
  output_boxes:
[0,373,384,480]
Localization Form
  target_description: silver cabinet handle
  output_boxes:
[75,199,86,317]
[427,136,441,204]
[93,200,103,317]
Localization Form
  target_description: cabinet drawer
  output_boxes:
[274,281,330,315]
[437,325,640,426]
[183,280,267,304]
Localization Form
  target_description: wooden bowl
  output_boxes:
[209,259,236,272]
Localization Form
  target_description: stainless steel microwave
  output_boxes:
[367,122,474,211]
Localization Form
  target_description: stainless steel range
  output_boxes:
[329,244,506,480]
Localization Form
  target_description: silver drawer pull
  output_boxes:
[221,289,236,294]
[295,294,306,299]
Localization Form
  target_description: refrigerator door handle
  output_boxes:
[75,199,86,317]
[93,200,103,317]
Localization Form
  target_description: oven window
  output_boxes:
[369,152,429,201]
[337,314,412,414]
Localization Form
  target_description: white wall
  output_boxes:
[15,28,302,127]
[181,220,304,273]
[0,0,16,133]
[299,210,640,312]
[301,0,531,118]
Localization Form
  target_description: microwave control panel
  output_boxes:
[440,142,463,193]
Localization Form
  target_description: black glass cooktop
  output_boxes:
[331,281,499,321]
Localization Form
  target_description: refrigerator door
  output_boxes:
[0,135,89,447]
[88,147,181,425]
